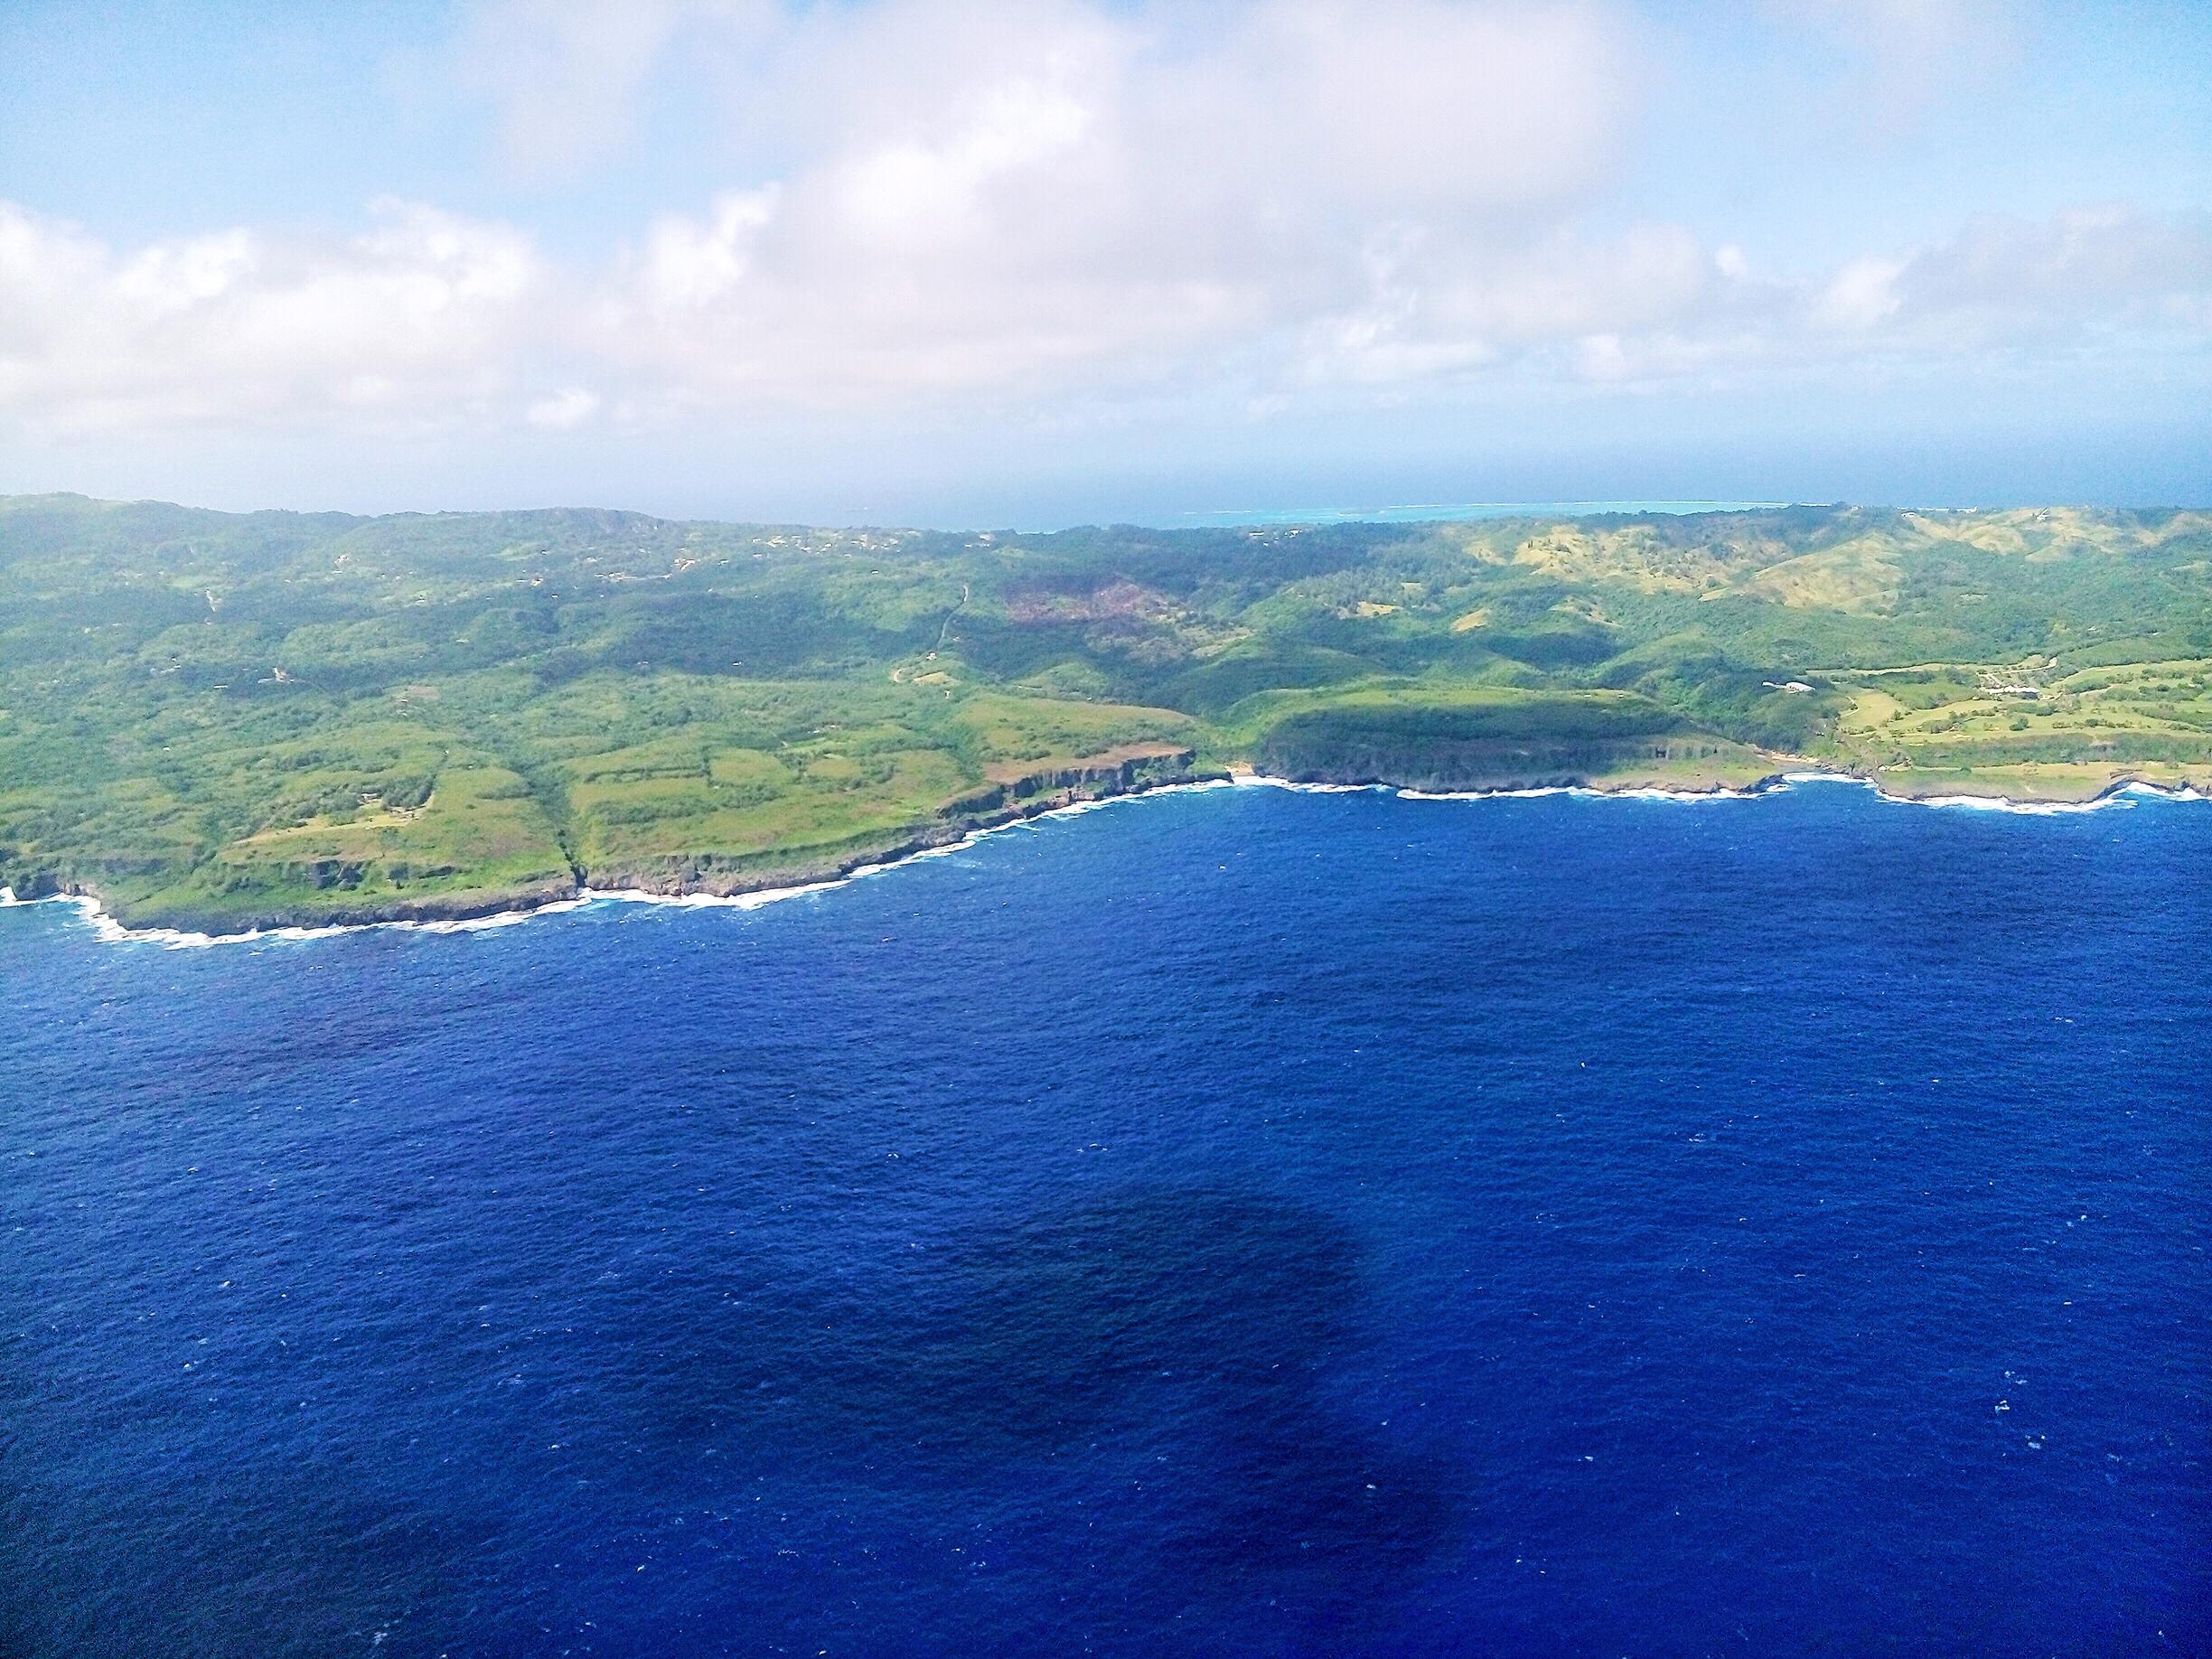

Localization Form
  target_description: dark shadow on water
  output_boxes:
[1,1187,1463,1656]
[618,1185,1461,1612]
[898,1188,1360,1448]
[0,1466,473,1659]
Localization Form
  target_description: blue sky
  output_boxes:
[3,0,2207,525]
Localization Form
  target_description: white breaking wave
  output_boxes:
[6,770,2202,949]
[7,889,602,950]
[1778,771,2206,815]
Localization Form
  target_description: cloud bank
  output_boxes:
[3,0,2207,447]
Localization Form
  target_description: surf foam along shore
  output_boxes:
[0,886,601,950]
[1778,772,2209,815]
[0,777,1249,950]
[5,771,2203,950]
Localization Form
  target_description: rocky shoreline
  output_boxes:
[8,755,2204,943]
[580,745,1211,901]
[6,747,1226,941]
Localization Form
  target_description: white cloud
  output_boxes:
[526,386,602,428]
[1570,207,2212,387]
[2,1,2207,441]
[0,199,557,433]
[632,187,781,309]
[1290,222,1712,386]
[1815,255,1906,330]
[1899,208,2212,333]
[584,0,1642,403]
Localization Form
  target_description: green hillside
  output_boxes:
[3,495,2208,931]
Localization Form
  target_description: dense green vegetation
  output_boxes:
[3,494,2208,931]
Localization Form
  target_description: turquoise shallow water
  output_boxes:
[1171,501,1789,528]
[2,780,2206,1656]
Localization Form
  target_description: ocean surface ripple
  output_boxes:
[2,783,2206,1657]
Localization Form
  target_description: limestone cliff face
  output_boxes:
[36,746,1215,932]
[28,871,582,937]
[1261,734,1768,794]
[938,745,1202,820]
[581,745,1214,900]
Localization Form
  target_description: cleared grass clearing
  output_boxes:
[1726,544,1901,613]
[573,748,970,874]
[215,765,566,874]
[1871,761,2212,801]
[950,690,1200,763]
[1824,655,2212,791]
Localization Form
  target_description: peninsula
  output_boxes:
[3,495,2207,933]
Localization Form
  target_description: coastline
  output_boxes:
[3,764,2205,950]
[0,761,1233,948]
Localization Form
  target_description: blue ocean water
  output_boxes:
[2,781,2206,1658]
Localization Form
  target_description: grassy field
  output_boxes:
[2,496,2207,929]
[1825,656,2212,797]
